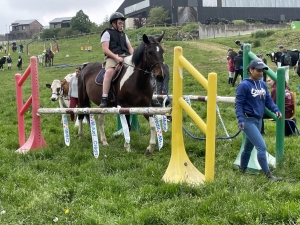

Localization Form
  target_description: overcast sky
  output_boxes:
[0,0,124,35]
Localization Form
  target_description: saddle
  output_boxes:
[95,62,124,85]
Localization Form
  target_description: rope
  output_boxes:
[182,126,242,140]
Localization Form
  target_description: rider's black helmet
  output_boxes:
[109,12,126,24]
[235,39,241,44]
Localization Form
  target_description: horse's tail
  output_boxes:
[78,65,91,121]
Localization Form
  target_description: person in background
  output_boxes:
[232,50,243,87]
[151,62,170,106]
[177,29,181,41]
[235,59,282,181]
[99,12,134,108]
[259,54,267,82]
[279,47,290,83]
[17,55,22,70]
[235,39,244,50]
[38,53,43,66]
[261,76,295,136]
[68,67,81,121]
[227,55,235,85]
[6,54,12,70]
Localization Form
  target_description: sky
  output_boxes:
[0,0,124,35]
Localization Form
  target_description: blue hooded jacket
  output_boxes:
[235,78,281,126]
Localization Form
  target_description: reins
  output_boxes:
[122,42,164,74]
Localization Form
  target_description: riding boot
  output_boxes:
[99,96,108,108]
[228,78,231,84]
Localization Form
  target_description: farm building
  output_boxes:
[49,17,72,29]
[6,19,43,40]
[117,0,300,27]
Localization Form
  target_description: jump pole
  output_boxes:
[162,46,217,185]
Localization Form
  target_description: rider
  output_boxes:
[99,12,134,108]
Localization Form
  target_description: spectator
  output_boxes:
[261,77,296,136]
[17,55,22,70]
[68,67,81,121]
[227,56,234,85]
[235,39,244,50]
[177,29,181,41]
[38,53,43,66]
[6,55,12,70]
[232,50,243,87]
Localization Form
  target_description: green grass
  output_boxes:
[1,28,300,224]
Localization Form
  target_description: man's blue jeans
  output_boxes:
[240,116,269,173]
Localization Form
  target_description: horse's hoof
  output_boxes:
[102,142,109,146]
[124,142,131,152]
[144,148,152,156]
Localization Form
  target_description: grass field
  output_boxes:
[1,28,300,224]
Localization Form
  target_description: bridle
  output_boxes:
[123,42,164,74]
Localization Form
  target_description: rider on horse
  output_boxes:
[99,12,134,108]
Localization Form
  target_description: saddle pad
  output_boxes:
[95,68,106,85]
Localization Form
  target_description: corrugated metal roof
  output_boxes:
[12,19,36,25]
[49,17,73,23]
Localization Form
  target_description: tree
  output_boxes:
[70,10,92,33]
[146,6,170,26]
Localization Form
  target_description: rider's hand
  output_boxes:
[116,56,124,63]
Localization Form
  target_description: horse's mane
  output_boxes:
[132,36,157,65]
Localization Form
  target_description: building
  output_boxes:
[49,17,72,29]
[117,0,300,26]
[6,19,43,40]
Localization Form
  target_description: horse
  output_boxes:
[45,49,54,66]
[77,33,165,155]
[0,56,7,71]
[227,48,238,59]
[266,50,299,75]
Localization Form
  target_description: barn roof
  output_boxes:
[49,17,73,23]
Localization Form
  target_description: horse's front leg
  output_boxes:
[98,114,108,146]
[78,117,83,137]
[145,116,156,156]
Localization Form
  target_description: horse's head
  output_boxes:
[227,48,238,59]
[142,33,165,82]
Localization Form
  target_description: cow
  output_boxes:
[46,73,87,125]
[266,49,300,76]
[0,56,7,71]
[46,73,74,108]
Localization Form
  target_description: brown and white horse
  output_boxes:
[77,33,165,155]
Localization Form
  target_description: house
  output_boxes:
[49,17,72,29]
[7,19,43,40]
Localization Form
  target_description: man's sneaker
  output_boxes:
[99,97,108,108]
[265,171,282,182]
